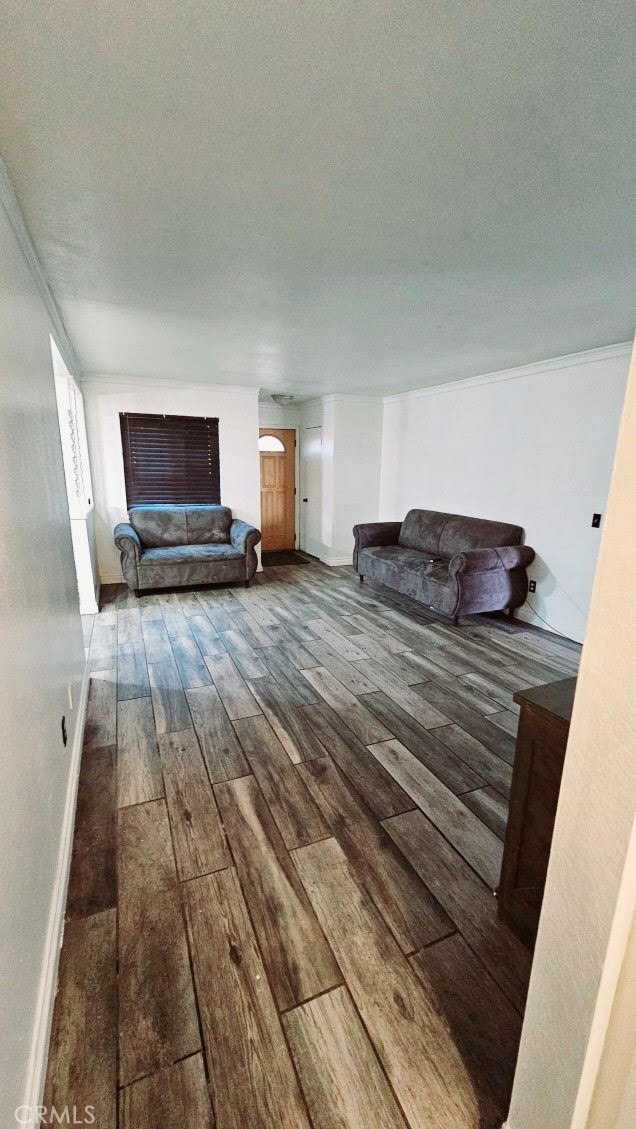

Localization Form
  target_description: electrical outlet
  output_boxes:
[61,716,68,747]
[592,513,602,528]
[528,580,537,593]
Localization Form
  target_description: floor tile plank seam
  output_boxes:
[469,627,580,670]
[363,734,506,843]
[289,841,437,1129]
[117,795,207,1091]
[289,761,419,828]
[285,850,416,1129]
[288,826,427,961]
[420,721,514,791]
[289,984,412,1129]
[210,774,346,1022]
[117,1049,206,1096]
[174,907,214,1119]
[417,673,514,723]
[412,927,529,1022]
[483,637,577,672]
[276,1013,322,1129]
[408,927,461,955]
[378,804,500,897]
[152,803,217,1112]
[221,792,332,1129]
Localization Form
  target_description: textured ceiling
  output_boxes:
[0,0,634,394]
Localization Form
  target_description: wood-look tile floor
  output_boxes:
[51,563,580,1128]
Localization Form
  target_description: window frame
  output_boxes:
[119,411,221,507]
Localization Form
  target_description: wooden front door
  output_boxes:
[259,428,296,550]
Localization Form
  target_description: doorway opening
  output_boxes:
[51,336,98,615]
[259,428,296,553]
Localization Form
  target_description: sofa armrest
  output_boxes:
[114,522,141,561]
[114,522,142,591]
[353,521,402,571]
[449,544,535,578]
[230,519,261,554]
[230,519,262,580]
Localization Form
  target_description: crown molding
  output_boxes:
[81,372,259,396]
[0,156,81,376]
[321,393,383,405]
[383,342,633,404]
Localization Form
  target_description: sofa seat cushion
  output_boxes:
[359,545,450,582]
[139,543,243,567]
[359,544,456,616]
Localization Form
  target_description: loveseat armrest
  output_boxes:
[114,522,142,561]
[230,520,262,580]
[449,544,535,578]
[230,519,262,553]
[353,521,402,571]
[114,522,142,591]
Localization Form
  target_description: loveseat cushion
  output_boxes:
[184,505,232,544]
[139,544,243,567]
[130,505,188,546]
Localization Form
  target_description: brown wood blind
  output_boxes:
[119,412,220,506]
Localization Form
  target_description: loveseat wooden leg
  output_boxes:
[244,579,250,588]
[359,574,364,584]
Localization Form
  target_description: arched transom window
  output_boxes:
[259,434,286,452]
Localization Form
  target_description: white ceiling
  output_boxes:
[1,0,634,396]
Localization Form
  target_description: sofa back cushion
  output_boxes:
[185,505,233,544]
[398,510,450,555]
[438,514,523,557]
[129,504,232,547]
[399,508,523,558]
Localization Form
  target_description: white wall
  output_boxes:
[298,395,383,565]
[83,377,261,581]
[506,340,636,1129]
[330,397,384,561]
[379,344,630,641]
[258,400,301,431]
[586,883,636,1129]
[0,198,86,1121]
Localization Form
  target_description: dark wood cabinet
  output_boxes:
[498,677,576,948]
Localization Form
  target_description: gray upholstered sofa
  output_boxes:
[114,504,261,593]
[353,509,534,621]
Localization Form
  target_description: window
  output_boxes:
[258,434,285,452]
[119,412,220,506]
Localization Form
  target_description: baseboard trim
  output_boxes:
[99,573,123,585]
[20,662,90,1129]
[320,555,353,567]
